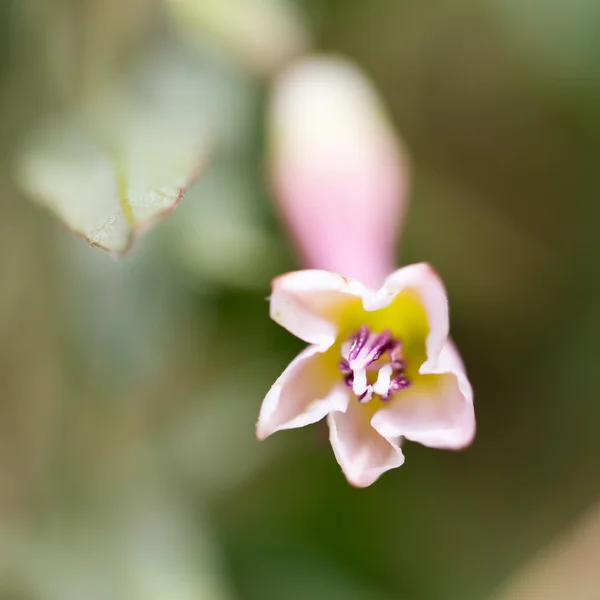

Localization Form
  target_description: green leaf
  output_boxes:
[16,46,220,255]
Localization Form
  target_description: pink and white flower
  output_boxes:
[257,264,475,487]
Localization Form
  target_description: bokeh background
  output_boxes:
[1,1,600,599]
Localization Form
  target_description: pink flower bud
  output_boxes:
[269,55,410,288]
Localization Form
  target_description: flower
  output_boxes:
[256,264,475,487]
[269,55,409,288]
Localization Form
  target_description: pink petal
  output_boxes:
[328,400,405,488]
[371,341,475,449]
[256,345,349,440]
[367,263,450,365]
[270,270,369,350]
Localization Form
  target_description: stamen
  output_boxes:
[352,368,368,397]
[343,328,394,371]
[358,389,373,404]
[372,364,393,397]
[348,325,369,362]
[338,326,411,403]
[391,359,405,371]
[338,359,352,374]
[388,375,411,395]
[389,341,404,361]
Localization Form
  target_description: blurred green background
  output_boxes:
[1,0,600,599]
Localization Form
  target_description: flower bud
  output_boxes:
[269,55,410,288]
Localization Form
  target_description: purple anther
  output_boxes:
[391,359,406,371]
[388,375,411,395]
[338,359,352,374]
[348,326,370,362]
[347,328,394,371]
[370,330,393,362]
[388,340,404,360]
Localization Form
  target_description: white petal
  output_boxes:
[270,270,370,350]
[328,400,404,488]
[371,341,475,449]
[256,346,349,440]
[366,263,449,365]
